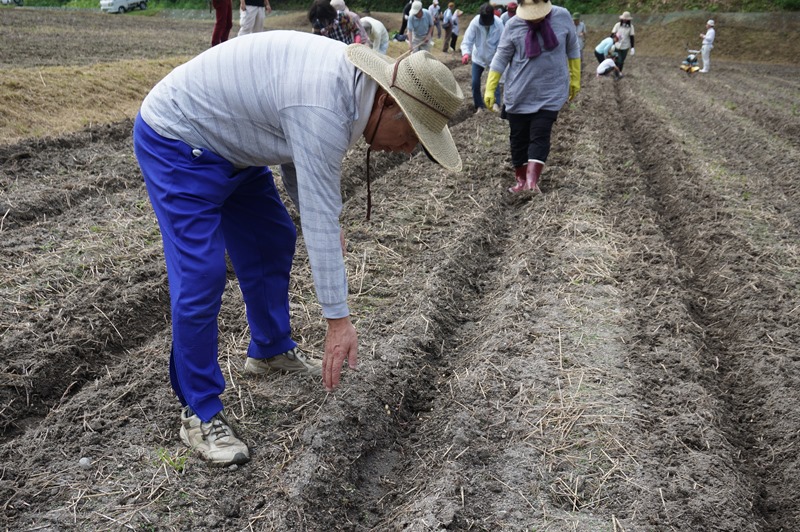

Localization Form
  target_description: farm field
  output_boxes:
[1,7,799,532]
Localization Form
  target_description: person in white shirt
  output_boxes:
[610,11,634,71]
[596,56,622,79]
[699,19,716,73]
[133,32,464,467]
[460,3,504,111]
[360,16,389,54]
[429,0,442,38]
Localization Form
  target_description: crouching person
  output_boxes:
[133,31,464,466]
[596,55,623,79]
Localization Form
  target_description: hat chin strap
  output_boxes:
[364,92,390,221]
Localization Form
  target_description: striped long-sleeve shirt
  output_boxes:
[140,31,377,318]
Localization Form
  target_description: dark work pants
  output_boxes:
[211,0,232,47]
[616,48,629,71]
[507,109,559,168]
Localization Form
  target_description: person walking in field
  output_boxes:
[441,2,455,52]
[237,0,270,36]
[484,0,580,194]
[360,16,389,54]
[447,8,463,53]
[500,1,516,24]
[572,12,586,64]
[610,11,634,71]
[406,0,434,52]
[460,3,504,112]
[132,31,464,467]
[210,0,233,46]
[429,0,442,39]
[699,19,715,73]
[399,0,413,35]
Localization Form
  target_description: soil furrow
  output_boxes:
[0,121,139,230]
[616,70,800,530]
[576,75,760,530]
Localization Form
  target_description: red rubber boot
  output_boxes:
[508,165,528,193]
[524,159,544,193]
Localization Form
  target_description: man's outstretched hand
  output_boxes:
[323,316,358,391]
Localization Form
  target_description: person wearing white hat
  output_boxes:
[406,0,435,52]
[360,16,389,54]
[699,19,715,73]
[429,0,442,39]
[610,11,635,71]
[133,31,464,466]
[483,0,581,194]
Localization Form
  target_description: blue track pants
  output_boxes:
[133,114,297,422]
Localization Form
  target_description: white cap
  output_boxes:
[330,0,346,10]
[707,19,715,26]
[409,0,423,15]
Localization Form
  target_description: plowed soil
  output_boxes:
[2,8,799,532]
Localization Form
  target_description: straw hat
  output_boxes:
[517,0,551,21]
[346,46,464,170]
[620,11,632,20]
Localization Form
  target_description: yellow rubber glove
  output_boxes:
[484,70,502,110]
[568,58,581,101]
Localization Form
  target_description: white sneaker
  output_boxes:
[179,408,250,466]
[244,347,322,376]
[492,103,501,113]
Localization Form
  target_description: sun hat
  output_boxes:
[707,19,715,26]
[516,0,552,21]
[345,46,464,170]
[409,0,423,16]
[620,11,631,20]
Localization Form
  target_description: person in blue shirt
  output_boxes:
[406,0,435,52]
[460,3,505,112]
[594,33,618,63]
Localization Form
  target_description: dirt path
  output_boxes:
[2,9,799,532]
